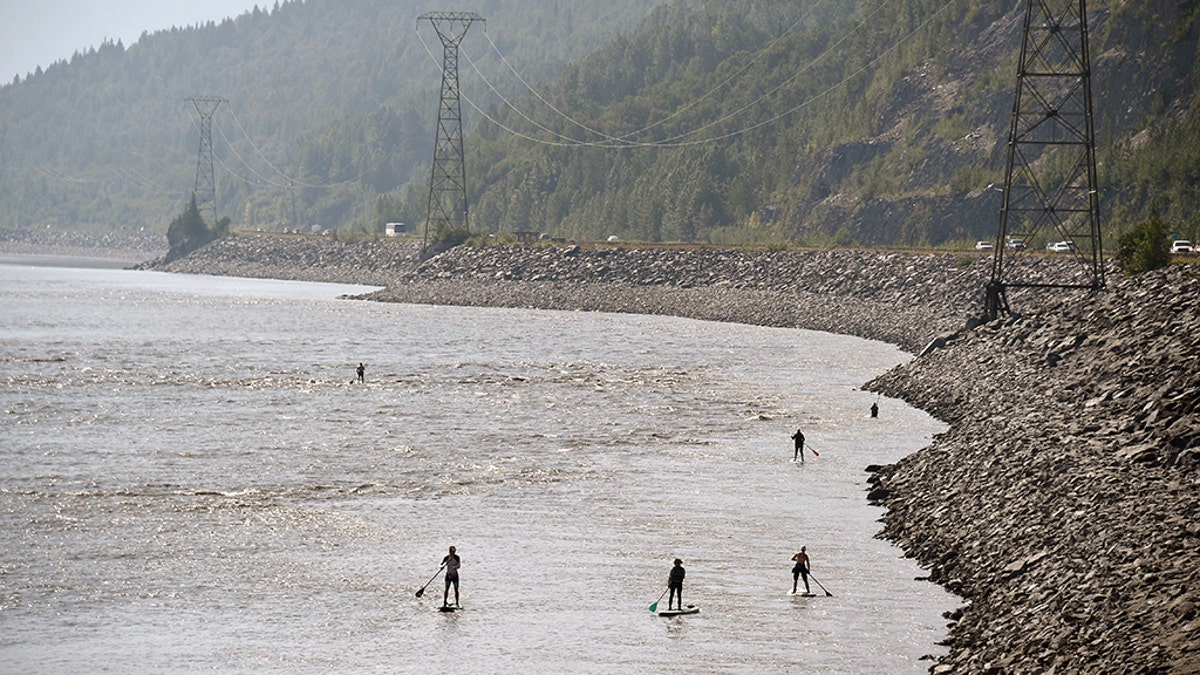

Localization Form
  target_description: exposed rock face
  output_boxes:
[131,234,1198,672]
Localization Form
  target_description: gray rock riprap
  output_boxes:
[140,235,1198,672]
[865,264,1200,674]
[141,234,423,287]
[367,244,1006,352]
[1,227,165,261]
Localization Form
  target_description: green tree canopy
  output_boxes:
[1115,209,1172,275]
[165,195,220,262]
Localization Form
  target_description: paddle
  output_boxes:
[414,564,445,598]
[809,573,833,597]
[648,587,669,612]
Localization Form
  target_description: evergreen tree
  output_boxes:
[1115,209,1172,275]
[164,194,219,262]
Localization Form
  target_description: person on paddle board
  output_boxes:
[870,401,878,418]
[667,559,686,610]
[356,363,365,383]
[442,546,461,607]
[791,547,811,594]
[791,429,805,462]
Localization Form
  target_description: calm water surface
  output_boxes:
[0,260,953,673]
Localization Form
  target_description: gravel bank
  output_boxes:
[137,233,423,287]
[128,234,1200,672]
[362,244,1006,352]
[0,227,165,261]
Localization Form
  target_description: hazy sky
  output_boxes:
[1,0,268,82]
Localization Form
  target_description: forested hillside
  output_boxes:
[0,0,663,233]
[2,0,1198,248]
[442,0,1200,247]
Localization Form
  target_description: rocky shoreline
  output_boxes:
[133,232,423,287]
[866,264,1200,674]
[0,227,166,261]
[45,233,1200,672]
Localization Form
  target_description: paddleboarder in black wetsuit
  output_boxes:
[442,546,461,607]
[870,401,878,418]
[792,429,805,462]
[356,363,365,383]
[791,547,811,594]
[667,559,686,610]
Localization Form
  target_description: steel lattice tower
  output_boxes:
[419,12,484,255]
[186,96,226,227]
[986,0,1103,319]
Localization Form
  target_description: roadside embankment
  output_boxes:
[144,234,1005,350]
[362,244,1004,352]
[865,264,1200,674]
[138,233,1199,672]
[0,227,165,261]
[136,232,423,287]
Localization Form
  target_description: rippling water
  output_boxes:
[0,260,953,673]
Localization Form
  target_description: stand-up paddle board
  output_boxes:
[439,605,462,613]
[657,605,699,617]
[791,592,817,597]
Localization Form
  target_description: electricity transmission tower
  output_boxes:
[419,11,484,255]
[187,95,227,226]
[985,0,1103,319]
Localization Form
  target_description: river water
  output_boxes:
[0,259,953,673]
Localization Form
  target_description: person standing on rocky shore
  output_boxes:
[791,428,805,462]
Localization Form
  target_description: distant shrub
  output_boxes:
[1115,209,1172,274]
[164,195,224,263]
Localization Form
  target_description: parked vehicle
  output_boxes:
[1046,241,1074,253]
[1006,238,1026,251]
[975,240,994,251]
[1171,240,1194,254]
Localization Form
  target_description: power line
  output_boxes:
[220,103,348,190]
[428,0,955,150]
[226,105,294,184]
[215,118,288,188]
[473,4,822,146]
[109,166,185,197]
[183,101,354,193]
